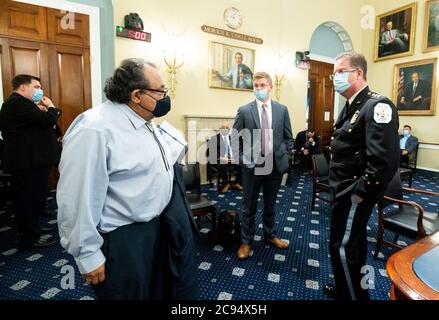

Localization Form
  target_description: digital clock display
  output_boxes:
[116,26,151,42]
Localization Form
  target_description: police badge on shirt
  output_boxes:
[373,103,392,124]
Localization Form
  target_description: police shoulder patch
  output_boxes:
[373,103,392,124]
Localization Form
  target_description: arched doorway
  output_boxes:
[307,22,353,149]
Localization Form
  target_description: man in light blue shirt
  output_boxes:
[212,52,253,89]
[399,124,418,166]
[57,59,176,299]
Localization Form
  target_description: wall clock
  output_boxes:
[223,7,242,30]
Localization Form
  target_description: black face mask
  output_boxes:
[138,96,171,118]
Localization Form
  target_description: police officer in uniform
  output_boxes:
[324,52,399,300]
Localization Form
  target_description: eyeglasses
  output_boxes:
[142,87,169,99]
[329,69,357,81]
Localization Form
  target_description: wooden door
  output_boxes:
[49,45,91,132]
[307,60,335,149]
[0,0,47,41]
[0,0,91,132]
[47,8,90,47]
[0,37,50,98]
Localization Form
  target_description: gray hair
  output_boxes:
[335,52,368,81]
[104,58,156,104]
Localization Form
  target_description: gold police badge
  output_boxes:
[350,110,360,124]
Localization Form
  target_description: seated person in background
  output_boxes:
[399,125,418,167]
[294,128,320,172]
[207,122,243,193]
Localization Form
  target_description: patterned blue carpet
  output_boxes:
[0,170,438,300]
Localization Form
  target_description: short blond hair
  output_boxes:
[253,72,272,87]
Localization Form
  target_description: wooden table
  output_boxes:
[387,231,439,300]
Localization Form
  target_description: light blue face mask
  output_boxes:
[254,88,269,101]
[403,129,410,137]
[32,88,44,103]
[333,72,352,94]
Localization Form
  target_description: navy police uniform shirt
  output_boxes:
[329,86,400,201]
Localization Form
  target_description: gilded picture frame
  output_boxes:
[393,58,437,116]
[209,41,255,92]
[374,2,417,62]
[423,0,439,52]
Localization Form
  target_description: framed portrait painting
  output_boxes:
[393,58,437,116]
[209,41,255,91]
[374,2,417,61]
[424,0,439,52]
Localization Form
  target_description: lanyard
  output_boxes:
[146,123,170,171]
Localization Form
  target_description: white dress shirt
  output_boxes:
[57,101,174,274]
[256,98,273,128]
[348,85,368,106]
[221,133,233,158]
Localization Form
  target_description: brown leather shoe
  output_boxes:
[232,183,243,191]
[266,237,289,249]
[221,184,231,193]
[237,244,251,260]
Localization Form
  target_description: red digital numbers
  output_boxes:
[128,30,147,41]
[117,27,151,42]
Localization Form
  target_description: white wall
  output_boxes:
[112,0,365,137]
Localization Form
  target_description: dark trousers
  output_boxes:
[384,38,407,53]
[92,219,167,300]
[298,152,312,171]
[240,163,283,245]
[215,163,242,186]
[400,153,410,167]
[11,166,49,245]
[329,194,376,300]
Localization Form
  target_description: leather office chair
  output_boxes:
[311,154,334,210]
[183,162,217,229]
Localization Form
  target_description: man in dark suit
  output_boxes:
[400,72,431,110]
[232,71,293,260]
[0,74,61,249]
[294,128,320,172]
[399,125,418,167]
[207,122,243,193]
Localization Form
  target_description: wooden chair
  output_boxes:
[400,143,419,188]
[183,162,217,229]
[374,173,439,259]
[311,154,334,210]
[0,141,12,205]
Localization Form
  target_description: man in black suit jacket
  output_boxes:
[294,129,320,172]
[0,74,61,249]
[400,72,431,110]
[232,72,293,260]
[207,122,243,193]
